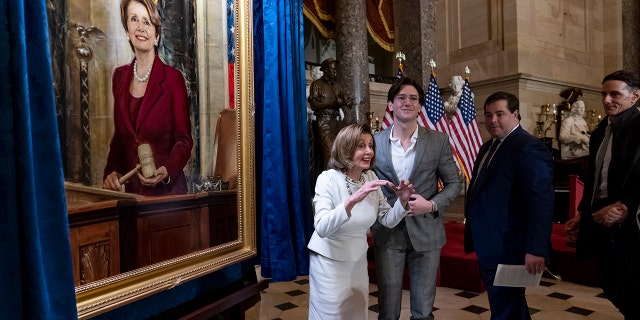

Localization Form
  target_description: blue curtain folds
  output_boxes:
[0,1,78,319]
[255,0,314,282]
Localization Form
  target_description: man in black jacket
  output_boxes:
[576,70,640,319]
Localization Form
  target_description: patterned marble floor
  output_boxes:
[245,276,622,320]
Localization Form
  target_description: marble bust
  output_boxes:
[443,75,471,119]
[559,100,590,159]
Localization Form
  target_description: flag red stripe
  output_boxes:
[382,105,393,129]
[450,113,476,174]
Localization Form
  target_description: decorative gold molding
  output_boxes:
[367,22,394,52]
[74,1,256,317]
[303,6,335,39]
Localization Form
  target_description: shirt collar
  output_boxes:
[389,124,419,142]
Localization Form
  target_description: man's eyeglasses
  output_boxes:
[394,95,420,103]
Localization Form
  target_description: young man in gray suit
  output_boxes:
[372,77,462,320]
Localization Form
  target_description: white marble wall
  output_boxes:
[432,0,616,144]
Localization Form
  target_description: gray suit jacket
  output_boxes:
[372,126,462,252]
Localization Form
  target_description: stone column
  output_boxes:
[335,0,369,125]
[622,0,640,73]
[394,0,437,87]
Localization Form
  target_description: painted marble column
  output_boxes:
[622,0,640,72]
[335,0,370,125]
[46,0,69,179]
[394,0,437,87]
[158,0,199,189]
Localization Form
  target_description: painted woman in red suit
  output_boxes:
[102,0,193,196]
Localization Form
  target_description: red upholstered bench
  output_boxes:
[366,221,486,292]
[439,221,486,293]
[548,175,601,286]
[439,222,602,292]
[549,223,601,287]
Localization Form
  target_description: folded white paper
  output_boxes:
[493,264,542,287]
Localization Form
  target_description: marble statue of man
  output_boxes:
[559,100,590,159]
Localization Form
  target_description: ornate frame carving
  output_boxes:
[74,1,255,318]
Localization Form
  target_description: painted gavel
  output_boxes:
[118,143,156,184]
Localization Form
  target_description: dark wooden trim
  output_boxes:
[175,279,269,320]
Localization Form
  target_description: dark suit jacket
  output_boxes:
[104,55,193,196]
[576,105,640,256]
[464,126,554,267]
[372,126,461,252]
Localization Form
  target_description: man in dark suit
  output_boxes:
[464,91,554,320]
[576,70,640,319]
[373,77,461,320]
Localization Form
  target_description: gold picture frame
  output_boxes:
[72,0,255,318]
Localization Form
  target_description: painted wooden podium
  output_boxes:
[65,182,238,286]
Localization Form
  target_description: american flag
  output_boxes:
[423,74,450,135]
[423,73,460,173]
[227,0,235,109]
[449,79,482,182]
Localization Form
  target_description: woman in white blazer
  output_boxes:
[308,124,413,320]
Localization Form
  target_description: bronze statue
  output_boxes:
[308,58,352,169]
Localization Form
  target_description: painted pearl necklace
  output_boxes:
[133,59,153,82]
[345,172,365,196]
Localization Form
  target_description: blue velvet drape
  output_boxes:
[255,0,314,282]
[0,1,78,319]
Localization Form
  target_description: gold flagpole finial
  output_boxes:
[395,51,406,73]
[429,59,437,77]
[464,66,471,81]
